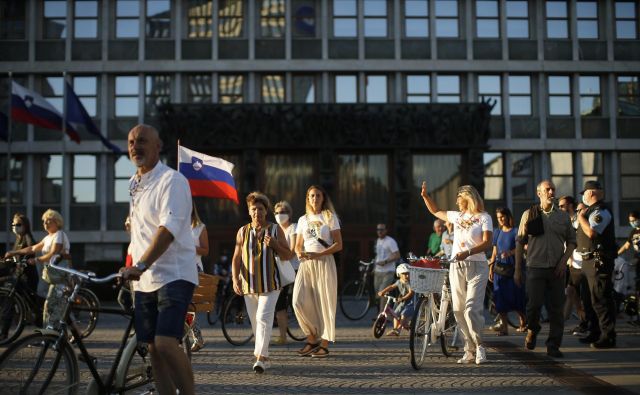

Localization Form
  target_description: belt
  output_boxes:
[579,252,595,260]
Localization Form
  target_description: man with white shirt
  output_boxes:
[122,124,198,395]
[374,224,400,312]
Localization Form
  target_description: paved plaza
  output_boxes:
[17,307,636,395]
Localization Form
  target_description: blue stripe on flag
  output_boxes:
[179,162,236,187]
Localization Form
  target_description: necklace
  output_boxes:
[541,204,554,215]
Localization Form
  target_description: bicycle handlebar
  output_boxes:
[48,255,121,284]
[358,260,375,266]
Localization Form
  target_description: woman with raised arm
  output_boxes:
[292,185,342,359]
[420,181,493,365]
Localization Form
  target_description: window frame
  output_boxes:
[218,0,245,38]
[219,74,245,103]
[545,0,569,39]
[548,75,572,116]
[576,0,599,39]
[475,0,500,39]
[258,0,286,38]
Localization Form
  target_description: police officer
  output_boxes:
[576,180,617,348]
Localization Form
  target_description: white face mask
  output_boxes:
[581,193,590,207]
[275,213,289,225]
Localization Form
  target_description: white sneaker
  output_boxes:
[475,345,488,364]
[456,351,475,364]
[252,359,271,373]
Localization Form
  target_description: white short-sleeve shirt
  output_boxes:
[446,211,493,261]
[375,236,400,273]
[296,213,340,253]
[129,162,198,292]
[42,230,70,256]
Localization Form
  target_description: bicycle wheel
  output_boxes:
[339,280,371,320]
[440,309,460,357]
[221,294,254,346]
[70,288,99,339]
[0,289,26,346]
[0,332,79,394]
[115,335,154,394]
[286,301,305,342]
[182,322,192,361]
[372,315,387,338]
[409,296,434,370]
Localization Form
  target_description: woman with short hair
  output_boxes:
[421,182,493,365]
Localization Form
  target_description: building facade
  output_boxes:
[0,0,639,278]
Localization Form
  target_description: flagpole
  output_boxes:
[177,139,180,171]
[6,72,13,252]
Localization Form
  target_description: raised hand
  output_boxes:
[420,181,428,198]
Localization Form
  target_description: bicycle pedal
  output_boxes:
[77,352,97,365]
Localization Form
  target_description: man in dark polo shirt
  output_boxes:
[515,180,576,358]
[576,180,617,348]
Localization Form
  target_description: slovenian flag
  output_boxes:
[178,145,239,204]
[11,81,81,143]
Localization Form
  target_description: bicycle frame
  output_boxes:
[379,295,409,329]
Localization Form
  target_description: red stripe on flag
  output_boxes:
[188,179,239,204]
[12,108,60,131]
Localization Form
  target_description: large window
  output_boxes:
[145,75,171,118]
[548,76,571,116]
[406,75,430,103]
[261,74,285,103]
[435,0,458,37]
[115,76,139,117]
[44,0,66,39]
[615,1,638,39]
[0,1,25,39]
[333,0,357,37]
[511,152,535,215]
[293,75,316,103]
[582,152,604,189]
[259,0,285,38]
[114,156,135,203]
[508,75,531,116]
[187,0,213,38]
[147,0,171,38]
[478,75,502,115]
[576,1,598,39]
[0,156,24,206]
[219,0,244,38]
[219,74,244,103]
[116,0,140,38]
[579,76,601,116]
[335,75,357,103]
[412,154,462,218]
[41,77,64,115]
[550,152,573,197]
[405,0,429,37]
[338,154,389,223]
[365,75,388,103]
[263,154,315,216]
[187,74,212,103]
[483,152,505,214]
[620,152,640,214]
[74,0,98,38]
[72,155,96,203]
[364,0,388,37]
[39,155,63,205]
[292,0,316,37]
[476,0,499,38]
[617,75,640,116]
[546,1,568,39]
[72,76,98,117]
[506,0,528,38]
[436,75,460,103]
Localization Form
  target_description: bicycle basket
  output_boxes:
[408,266,448,294]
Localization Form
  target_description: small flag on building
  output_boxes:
[178,145,239,204]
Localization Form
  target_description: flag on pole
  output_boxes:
[65,82,122,154]
[10,81,80,143]
[178,145,239,204]
[0,111,7,141]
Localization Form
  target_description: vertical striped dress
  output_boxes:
[240,223,282,294]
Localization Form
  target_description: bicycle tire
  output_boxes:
[115,335,154,394]
[0,332,79,394]
[182,322,192,361]
[339,279,371,320]
[286,301,305,341]
[409,296,434,370]
[221,293,254,346]
[439,309,460,357]
[70,288,99,339]
[0,289,26,346]
[372,315,386,338]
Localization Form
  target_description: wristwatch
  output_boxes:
[134,261,148,272]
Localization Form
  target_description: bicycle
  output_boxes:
[0,257,154,394]
[408,258,460,370]
[221,287,305,346]
[339,260,376,320]
[372,295,411,338]
[0,256,100,346]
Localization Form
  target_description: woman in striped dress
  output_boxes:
[231,191,293,373]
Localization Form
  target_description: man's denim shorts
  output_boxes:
[134,280,195,343]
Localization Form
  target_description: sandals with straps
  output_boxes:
[310,346,330,358]
[298,342,320,356]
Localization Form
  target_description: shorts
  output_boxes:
[134,280,195,343]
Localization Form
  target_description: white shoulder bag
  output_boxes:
[272,225,296,287]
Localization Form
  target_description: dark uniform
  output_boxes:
[576,199,617,347]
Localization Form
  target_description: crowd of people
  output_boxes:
[2,123,638,393]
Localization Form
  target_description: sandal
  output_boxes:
[298,342,320,356]
[386,329,400,336]
[310,346,329,358]
[516,326,527,333]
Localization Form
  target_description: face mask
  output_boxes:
[12,225,22,235]
[631,220,640,229]
[275,213,289,225]
[581,194,590,207]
